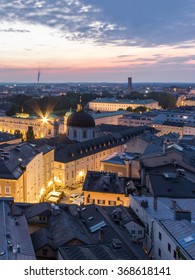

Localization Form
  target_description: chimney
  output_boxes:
[162,141,166,155]
[98,228,104,242]
[153,196,158,210]
[172,200,177,210]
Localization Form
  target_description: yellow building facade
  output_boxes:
[84,190,130,207]
[89,98,160,112]
[0,115,56,139]
[0,143,54,203]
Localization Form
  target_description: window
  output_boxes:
[173,250,177,259]
[131,230,135,234]
[72,171,74,179]
[158,248,161,258]
[59,164,62,168]
[83,131,87,139]
[87,198,95,204]
[108,200,116,206]
[168,243,171,253]
[5,186,11,195]
[97,199,105,205]
[0,186,1,195]
[159,232,162,240]
[138,230,142,235]
[74,130,77,138]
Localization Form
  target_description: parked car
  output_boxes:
[69,193,80,202]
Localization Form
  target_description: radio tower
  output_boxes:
[37,70,41,83]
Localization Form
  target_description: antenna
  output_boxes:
[37,70,41,83]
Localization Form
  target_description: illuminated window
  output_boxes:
[87,198,95,204]
[97,199,105,205]
[108,200,116,206]
[5,186,11,195]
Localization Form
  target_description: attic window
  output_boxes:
[71,153,74,157]
[184,236,193,243]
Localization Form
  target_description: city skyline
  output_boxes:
[1,0,195,83]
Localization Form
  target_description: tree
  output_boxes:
[126,106,133,112]
[133,106,147,113]
[148,92,176,109]
[26,126,35,140]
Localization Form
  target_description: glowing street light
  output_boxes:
[42,116,48,124]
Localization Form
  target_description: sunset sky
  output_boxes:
[0,0,195,83]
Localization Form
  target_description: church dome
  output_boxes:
[65,108,73,118]
[67,104,95,128]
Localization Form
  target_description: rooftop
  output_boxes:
[54,126,155,163]
[147,165,195,198]
[90,98,158,105]
[102,151,139,166]
[24,201,148,260]
[91,110,129,119]
[0,132,21,142]
[0,143,54,179]
[83,171,130,194]
[0,198,36,260]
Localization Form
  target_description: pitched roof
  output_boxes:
[0,198,36,260]
[54,126,155,163]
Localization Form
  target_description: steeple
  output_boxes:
[76,95,84,112]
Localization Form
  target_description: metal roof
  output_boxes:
[0,198,36,260]
[160,220,195,259]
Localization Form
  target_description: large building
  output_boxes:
[130,196,195,260]
[0,113,57,139]
[119,112,157,127]
[88,98,160,112]
[153,121,195,138]
[128,77,132,93]
[83,171,132,207]
[0,142,54,203]
[53,126,155,189]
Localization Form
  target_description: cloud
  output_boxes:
[0,28,30,33]
[158,55,195,64]
[0,0,194,47]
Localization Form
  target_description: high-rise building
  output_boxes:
[128,77,132,93]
